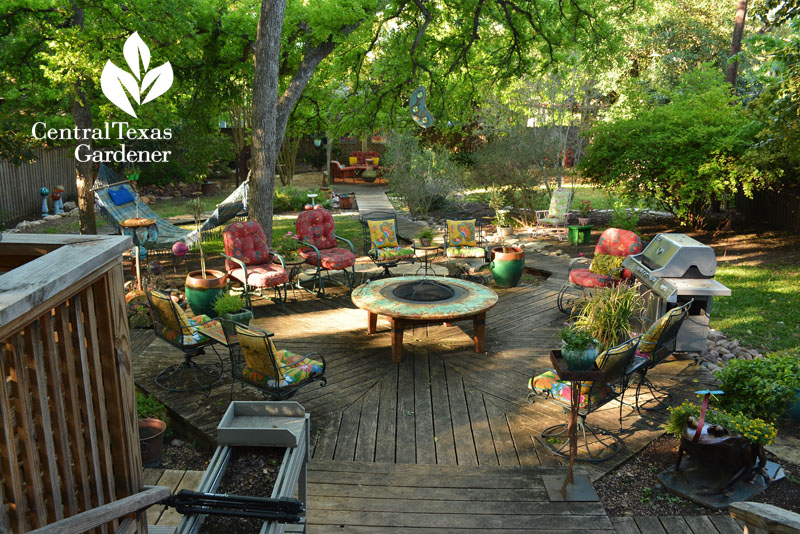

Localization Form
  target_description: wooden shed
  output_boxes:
[0,234,165,533]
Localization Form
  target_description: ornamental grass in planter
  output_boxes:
[571,282,643,351]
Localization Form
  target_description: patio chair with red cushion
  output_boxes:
[222,221,289,311]
[295,208,357,297]
[329,161,358,183]
[557,227,645,314]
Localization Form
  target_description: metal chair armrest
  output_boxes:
[567,256,591,274]
[270,251,286,270]
[298,240,322,262]
[335,235,355,253]
[222,253,248,280]
[534,209,549,219]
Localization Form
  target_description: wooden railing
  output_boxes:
[0,234,145,533]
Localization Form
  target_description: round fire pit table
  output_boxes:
[351,276,498,362]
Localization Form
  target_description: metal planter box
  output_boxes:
[217,401,307,448]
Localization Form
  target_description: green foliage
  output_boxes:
[572,283,643,350]
[416,227,435,241]
[139,160,187,187]
[212,293,246,315]
[664,400,777,446]
[560,326,596,352]
[272,230,301,258]
[385,133,462,216]
[714,355,800,423]
[136,392,166,420]
[273,187,331,213]
[609,199,640,232]
[580,67,760,228]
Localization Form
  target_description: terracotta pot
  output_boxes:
[185,270,227,316]
[139,418,166,466]
[339,194,353,209]
[497,226,514,238]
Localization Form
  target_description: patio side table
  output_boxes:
[567,225,592,246]
[548,350,605,500]
[412,244,443,277]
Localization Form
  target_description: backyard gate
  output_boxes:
[0,234,147,533]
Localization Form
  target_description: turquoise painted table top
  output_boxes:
[351,276,498,321]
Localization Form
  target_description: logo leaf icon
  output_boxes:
[141,62,174,104]
[101,60,140,118]
[123,32,150,80]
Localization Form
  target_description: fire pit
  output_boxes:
[351,276,498,362]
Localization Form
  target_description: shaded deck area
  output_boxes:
[132,251,720,531]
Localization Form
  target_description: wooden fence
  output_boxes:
[0,147,76,226]
[0,234,145,534]
[735,186,800,232]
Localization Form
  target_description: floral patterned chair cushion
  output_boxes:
[528,371,611,408]
[541,189,572,223]
[446,219,477,247]
[236,324,324,388]
[223,221,272,272]
[369,246,415,260]
[148,288,215,345]
[568,269,617,288]
[299,247,356,269]
[445,246,486,259]
[368,219,399,249]
[295,208,337,251]
[636,305,687,359]
[229,265,289,288]
[568,228,645,289]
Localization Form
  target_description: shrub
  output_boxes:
[714,355,800,423]
[274,186,331,212]
[609,199,640,232]
[385,133,462,216]
[136,392,166,420]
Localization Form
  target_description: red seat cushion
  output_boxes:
[223,221,273,272]
[569,268,617,288]
[229,265,289,288]
[299,247,356,270]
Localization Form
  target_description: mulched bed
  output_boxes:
[198,446,284,534]
[159,439,213,471]
[595,421,800,517]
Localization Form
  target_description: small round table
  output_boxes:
[412,244,443,276]
[351,276,498,362]
[120,217,158,290]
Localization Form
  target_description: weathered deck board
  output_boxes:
[611,515,745,534]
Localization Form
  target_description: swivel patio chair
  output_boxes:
[145,287,226,393]
[632,301,692,413]
[535,188,573,240]
[360,210,415,279]
[222,221,289,311]
[295,208,357,297]
[443,218,489,261]
[229,322,326,400]
[557,227,645,314]
[528,336,641,462]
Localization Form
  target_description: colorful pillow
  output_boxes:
[149,289,194,335]
[445,246,486,258]
[372,157,380,166]
[636,306,684,359]
[446,220,477,247]
[243,351,323,388]
[108,186,135,206]
[590,254,624,277]
[369,246,415,260]
[349,157,359,165]
[368,219,399,249]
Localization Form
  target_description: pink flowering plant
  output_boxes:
[273,231,301,259]
[579,200,593,217]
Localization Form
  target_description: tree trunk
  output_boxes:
[71,89,96,235]
[726,0,748,89]
[250,0,287,244]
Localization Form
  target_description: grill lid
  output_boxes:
[632,234,717,278]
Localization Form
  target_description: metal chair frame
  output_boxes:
[221,251,288,312]
[534,188,574,241]
[529,337,641,463]
[224,322,327,400]
[360,210,415,280]
[442,217,490,263]
[144,287,225,394]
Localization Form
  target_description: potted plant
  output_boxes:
[577,200,593,225]
[571,282,643,351]
[213,292,253,336]
[559,326,599,371]
[489,238,525,288]
[185,197,227,316]
[417,228,435,247]
[488,187,514,237]
[137,392,167,466]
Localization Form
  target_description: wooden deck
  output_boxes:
[145,466,744,533]
[132,251,722,532]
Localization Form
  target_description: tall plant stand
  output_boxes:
[541,350,604,502]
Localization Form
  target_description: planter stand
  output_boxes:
[175,402,310,534]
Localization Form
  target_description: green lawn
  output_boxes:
[712,264,800,356]
[149,191,230,219]
[463,184,662,213]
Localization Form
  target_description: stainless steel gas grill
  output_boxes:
[622,234,731,353]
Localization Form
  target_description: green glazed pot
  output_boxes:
[221,308,253,336]
[489,246,525,288]
[185,270,227,317]
[561,342,599,371]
